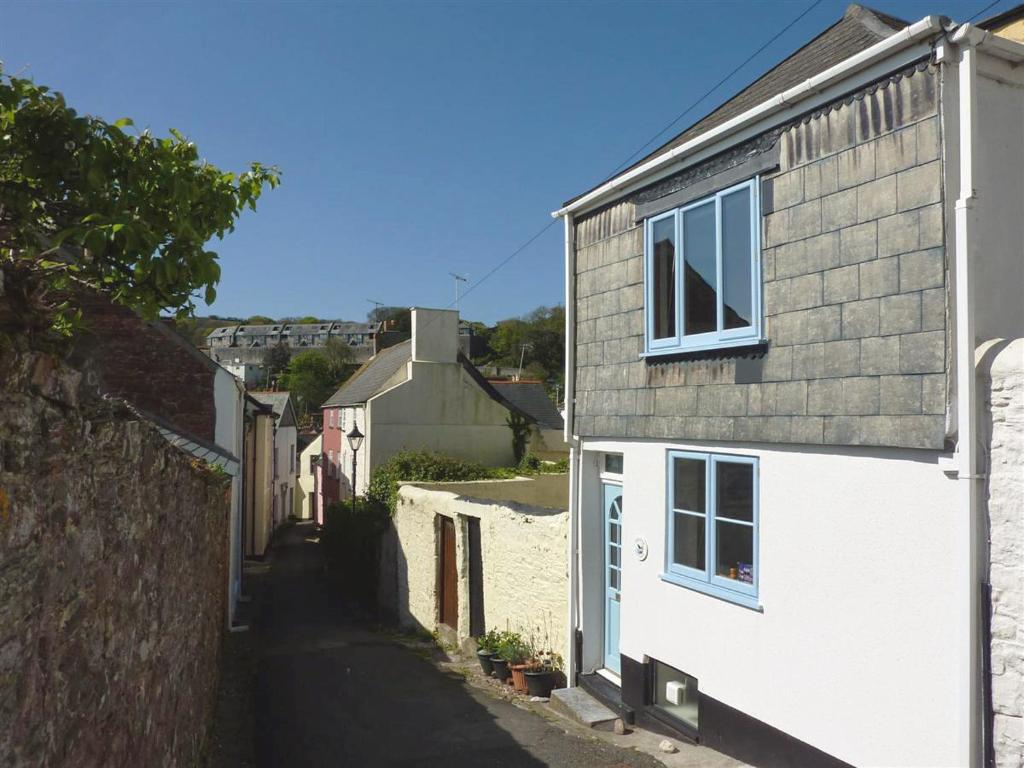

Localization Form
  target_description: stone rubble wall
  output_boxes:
[0,349,230,768]
[984,339,1024,768]
[382,481,568,657]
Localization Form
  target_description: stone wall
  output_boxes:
[0,349,230,767]
[983,339,1024,767]
[381,480,568,657]
[573,63,949,449]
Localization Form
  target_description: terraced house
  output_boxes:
[555,5,1024,767]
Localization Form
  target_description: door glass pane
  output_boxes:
[604,454,624,474]
[683,201,717,335]
[610,521,620,544]
[673,458,705,512]
[673,512,705,571]
[610,546,620,568]
[721,187,753,330]
[716,461,753,522]
[716,521,753,583]
[652,217,676,340]
[610,569,620,590]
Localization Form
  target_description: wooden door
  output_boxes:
[438,516,458,628]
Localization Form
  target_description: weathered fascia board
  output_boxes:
[552,17,943,220]
[633,146,780,223]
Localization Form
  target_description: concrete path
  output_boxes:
[252,522,664,768]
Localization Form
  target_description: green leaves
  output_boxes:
[0,63,281,329]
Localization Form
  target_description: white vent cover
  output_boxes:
[665,680,688,706]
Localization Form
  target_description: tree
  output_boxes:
[262,343,291,381]
[368,306,411,334]
[323,337,357,381]
[0,67,279,332]
[244,315,275,325]
[280,344,356,418]
[280,350,337,417]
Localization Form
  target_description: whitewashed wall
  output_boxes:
[579,437,963,767]
[296,435,321,520]
[387,481,568,655]
[983,339,1024,768]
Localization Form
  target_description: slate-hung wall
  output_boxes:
[574,64,949,450]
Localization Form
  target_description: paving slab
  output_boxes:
[550,687,619,731]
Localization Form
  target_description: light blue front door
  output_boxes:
[603,482,623,674]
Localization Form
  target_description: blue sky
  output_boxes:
[1,0,997,324]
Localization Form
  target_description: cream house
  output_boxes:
[320,308,539,506]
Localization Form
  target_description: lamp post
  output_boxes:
[346,423,364,515]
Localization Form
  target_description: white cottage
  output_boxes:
[555,5,1024,767]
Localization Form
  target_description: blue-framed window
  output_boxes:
[664,450,759,608]
[643,179,763,356]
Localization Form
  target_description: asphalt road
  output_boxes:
[251,522,663,768]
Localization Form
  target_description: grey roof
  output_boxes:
[251,391,298,429]
[563,4,910,206]
[322,340,412,407]
[488,381,564,431]
[208,321,376,341]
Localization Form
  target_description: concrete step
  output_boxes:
[549,686,619,731]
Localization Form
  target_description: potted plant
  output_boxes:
[524,651,561,698]
[502,634,533,694]
[475,629,500,676]
[492,631,528,688]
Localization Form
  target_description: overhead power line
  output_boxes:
[425,0,825,316]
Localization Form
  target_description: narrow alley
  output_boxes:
[240,523,665,768]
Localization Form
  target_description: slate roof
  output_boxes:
[563,4,911,207]
[488,381,564,431]
[322,340,412,407]
[251,391,298,429]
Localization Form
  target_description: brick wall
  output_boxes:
[573,64,949,449]
[0,348,229,767]
[71,290,218,443]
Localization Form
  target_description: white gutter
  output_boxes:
[563,214,576,446]
[552,14,945,219]
[949,22,985,768]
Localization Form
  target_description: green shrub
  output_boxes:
[366,450,518,515]
[494,630,532,664]
[476,628,503,653]
[517,453,542,472]
[321,497,390,608]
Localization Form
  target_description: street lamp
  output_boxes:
[346,423,364,514]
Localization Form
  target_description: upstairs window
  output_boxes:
[644,179,762,355]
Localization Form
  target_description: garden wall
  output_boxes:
[0,348,230,767]
[380,477,568,657]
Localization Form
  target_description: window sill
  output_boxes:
[641,337,767,359]
[659,572,762,612]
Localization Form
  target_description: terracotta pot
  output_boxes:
[491,658,511,683]
[510,663,530,693]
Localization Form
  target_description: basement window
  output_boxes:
[652,661,699,733]
[643,179,762,356]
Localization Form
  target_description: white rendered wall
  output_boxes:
[296,435,321,519]
[338,406,369,497]
[973,65,1024,342]
[368,362,516,472]
[275,424,297,522]
[391,482,568,653]
[983,339,1024,767]
[213,369,245,622]
[579,437,963,767]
